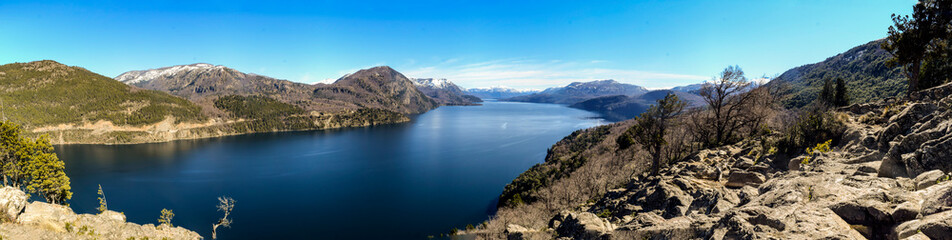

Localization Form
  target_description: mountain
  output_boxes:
[465,87,538,99]
[0,61,437,144]
[0,60,206,129]
[671,83,704,94]
[118,64,437,115]
[116,63,318,112]
[769,39,906,108]
[412,78,482,106]
[569,90,704,121]
[313,66,438,114]
[504,80,649,104]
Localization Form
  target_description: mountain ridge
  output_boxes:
[504,79,649,104]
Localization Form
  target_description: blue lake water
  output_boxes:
[55,101,606,239]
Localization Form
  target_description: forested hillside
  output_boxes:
[770,40,907,108]
[0,60,206,128]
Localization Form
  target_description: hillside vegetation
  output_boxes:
[771,40,907,108]
[0,60,206,128]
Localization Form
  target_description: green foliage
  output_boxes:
[801,140,833,166]
[0,61,206,128]
[97,184,107,213]
[0,121,71,204]
[774,40,907,109]
[466,224,475,230]
[834,78,850,106]
[883,0,952,93]
[64,222,74,233]
[213,95,408,133]
[158,208,174,227]
[597,209,613,218]
[777,110,846,154]
[214,95,305,119]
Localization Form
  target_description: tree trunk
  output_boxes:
[909,61,922,96]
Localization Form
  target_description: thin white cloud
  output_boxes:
[403,59,708,89]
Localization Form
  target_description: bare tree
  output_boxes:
[698,66,754,146]
[212,196,236,239]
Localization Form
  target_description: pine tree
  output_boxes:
[22,135,71,205]
[819,78,835,105]
[834,78,849,106]
[0,121,71,205]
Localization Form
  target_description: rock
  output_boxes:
[918,170,947,190]
[881,151,911,178]
[0,187,27,222]
[922,182,952,216]
[890,103,937,133]
[9,201,201,239]
[550,211,613,240]
[830,198,893,226]
[904,232,932,240]
[16,202,76,228]
[725,170,765,188]
[505,224,531,240]
[893,201,922,223]
[99,210,126,222]
[894,210,952,240]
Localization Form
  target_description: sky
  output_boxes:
[0,0,916,90]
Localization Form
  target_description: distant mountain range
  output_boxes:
[464,87,539,99]
[671,83,704,94]
[412,78,482,106]
[504,80,649,104]
[569,90,704,121]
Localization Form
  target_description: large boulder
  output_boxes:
[0,187,27,222]
[894,210,952,240]
[16,202,77,231]
[725,170,765,188]
[922,182,952,216]
[917,170,947,190]
[549,211,613,240]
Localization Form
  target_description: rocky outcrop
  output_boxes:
[549,211,614,240]
[0,187,27,222]
[0,188,199,239]
[490,82,952,240]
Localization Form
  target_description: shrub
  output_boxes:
[777,109,845,154]
[158,208,175,227]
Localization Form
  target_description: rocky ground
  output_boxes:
[493,83,952,239]
[0,187,200,240]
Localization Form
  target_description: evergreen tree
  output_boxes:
[0,121,71,204]
[834,78,850,106]
[819,78,835,105]
[883,0,952,94]
[22,135,71,204]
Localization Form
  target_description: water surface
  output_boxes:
[56,101,605,239]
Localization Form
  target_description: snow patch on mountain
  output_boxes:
[412,78,454,89]
[115,63,227,84]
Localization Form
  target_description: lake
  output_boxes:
[55,101,606,239]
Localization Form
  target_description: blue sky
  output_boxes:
[0,0,915,89]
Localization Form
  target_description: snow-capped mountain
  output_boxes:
[412,78,455,89]
[464,86,539,99]
[411,78,482,105]
[504,79,648,104]
[115,63,228,84]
